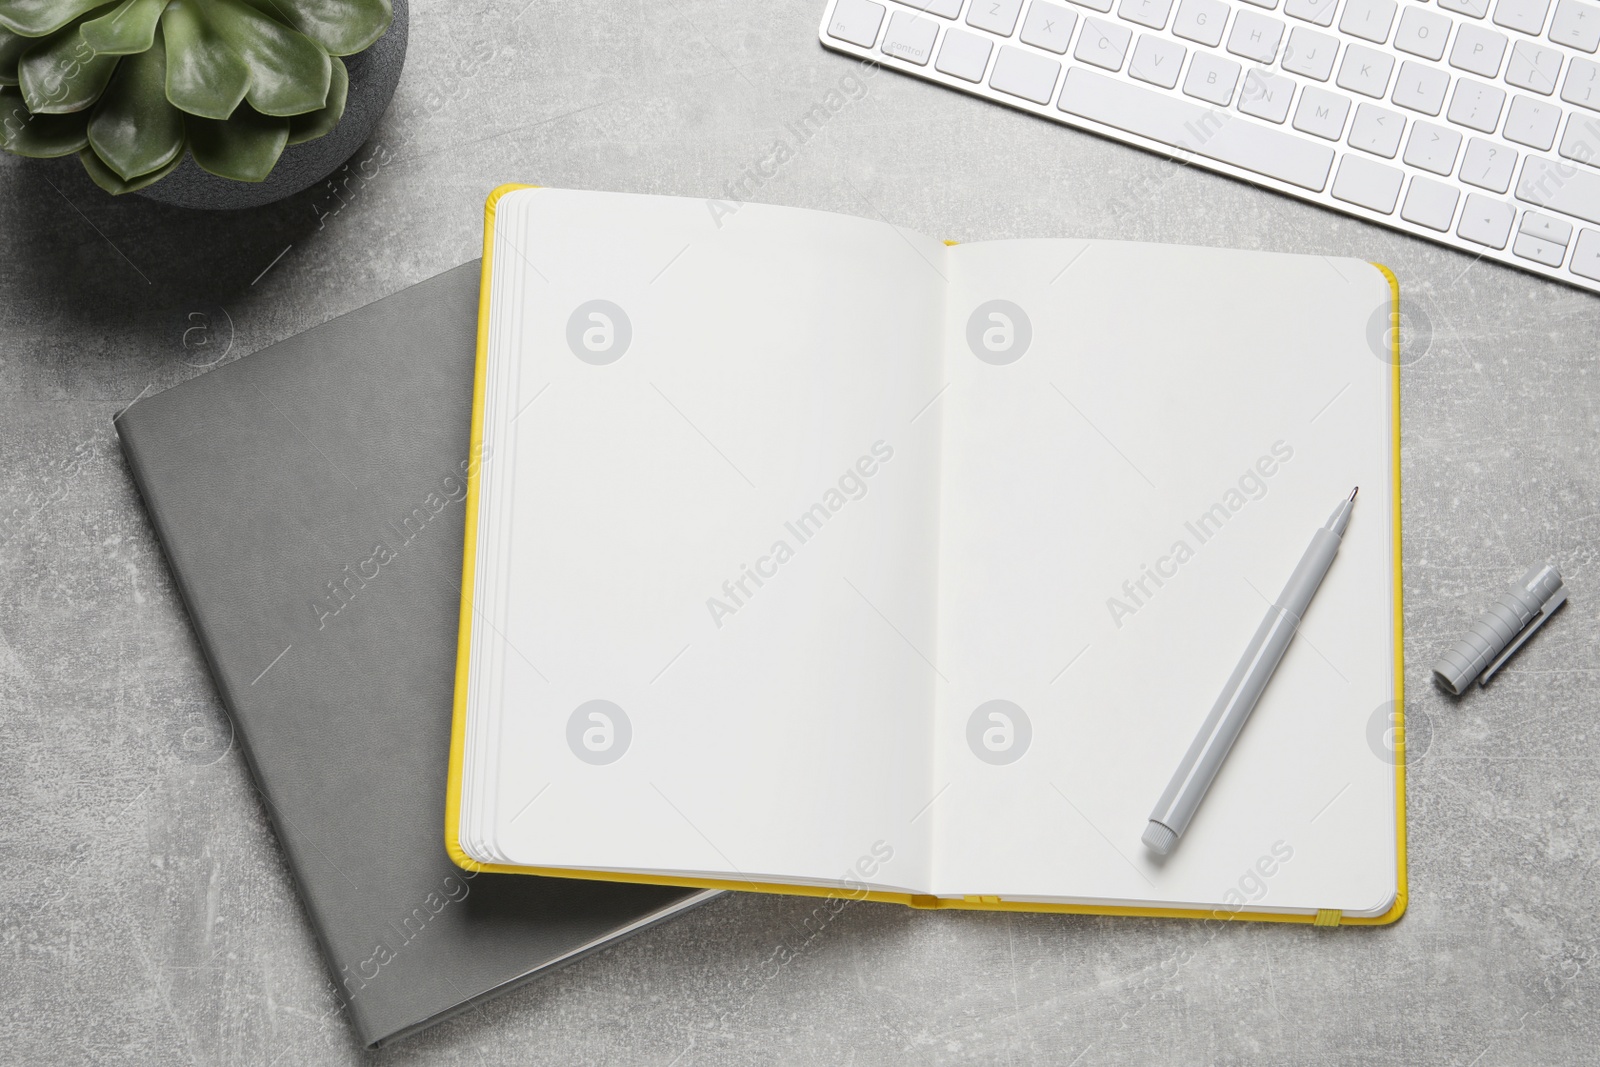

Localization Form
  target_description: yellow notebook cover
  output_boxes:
[447,184,1407,926]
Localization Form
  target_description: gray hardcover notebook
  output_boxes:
[114,261,715,1048]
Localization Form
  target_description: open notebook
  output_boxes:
[449,186,1407,925]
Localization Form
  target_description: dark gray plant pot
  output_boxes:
[138,0,408,210]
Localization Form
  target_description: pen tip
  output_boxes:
[1349,487,1359,501]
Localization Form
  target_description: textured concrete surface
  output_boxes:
[2,0,1598,1063]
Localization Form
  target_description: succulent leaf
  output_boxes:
[206,0,328,116]
[2,0,391,186]
[286,52,342,145]
[78,136,180,191]
[243,0,391,57]
[160,0,245,119]
[0,0,110,37]
[185,100,286,181]
[18,7,119,114]
[0,83,89,154]
[80,0,169,55]
[87,25,180,178]
[1,28,28,85]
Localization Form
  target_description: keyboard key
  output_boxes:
[1239,68,1297,121]
[1457,192,1517,245]
[1493,0,1553,33]
[1282,27,1340,79]
[1056,66,1336,188]
[1332,154,1405,210]
[1440,0,1491,15]
[1506,40,1564,93]
[1349,102,1407,155]
[1522,208,1575,241]
[1513,232,1568,262]
[1396,6,1452,60]
[1404,121,1465,171]
[1505,94,1563,148]
[1173,0,1228,45]
[1185,50,1243,104]
[1517,154,1600,222]
[1571,227,1600,278]
[1239,0,1279,8]
[969,0,1027,34]
[882,11,940,63]
[1392,61,1452,114]
[1285,0,1338,25]
[828,0,886,46]
[1448,79,1507,130]
[1068,0,1116,12]
[1451,24,1510,77]
[1076,17,1133,68]
[1401,175,1462,228]
[1130,33,1187,87]
[904,0,963,16]
[1559,111,1600,164]
[990,44,1063,100]
[1294,86,1353,137]
[1020,1,1079,51]
[1548,0,1600,51]
[1340,0,1397,42]
[1228,10,1286,61]
[1562,56,1600,109]
[1119,0,1176,29]
[1512,235,1566,263]
[1324,153,1401,211]
[1513,212,1571,264]
[1338,44,1396,97]
[936,27,995,80]
[1460,137,1519,190]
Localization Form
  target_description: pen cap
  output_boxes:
[1431,564,1564,695]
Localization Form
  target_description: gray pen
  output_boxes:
[1142,488,1358,856]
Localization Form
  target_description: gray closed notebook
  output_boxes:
[114,261,714,1048]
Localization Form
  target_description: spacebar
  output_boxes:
[1058,67,1335,193]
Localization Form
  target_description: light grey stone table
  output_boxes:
[2,1,1596,1063]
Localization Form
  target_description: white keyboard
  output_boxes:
[819,0,1600,293]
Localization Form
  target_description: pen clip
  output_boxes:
[1478,585,1568,687]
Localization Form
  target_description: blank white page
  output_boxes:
[931,241,1398,914]
[474,189,948,890]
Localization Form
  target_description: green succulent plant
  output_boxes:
[0,0,391,193]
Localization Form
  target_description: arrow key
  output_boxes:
[1571,228,1600,281]
[1457,193,1516,247]
[1514,207,1572,265]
